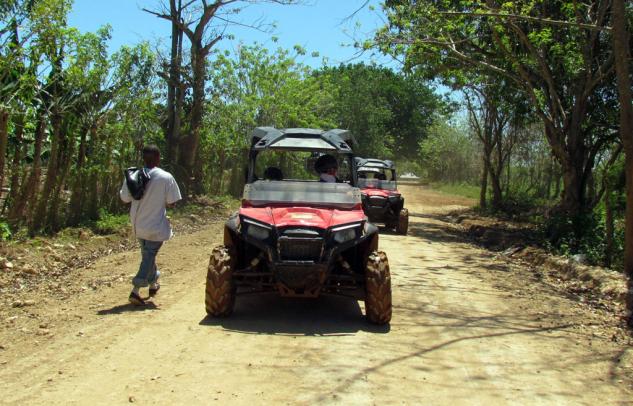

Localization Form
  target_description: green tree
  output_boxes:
[611,0,633,325]
[376,0,617,219]
[204,43,336,195]
[419,120,479,184]
[315,64,446,160]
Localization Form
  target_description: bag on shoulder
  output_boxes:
[124,167,151,200]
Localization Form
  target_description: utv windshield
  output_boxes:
[253,150,352,183]
[244,181,361,209]
[357,168,397,191]
[245,149,360,208]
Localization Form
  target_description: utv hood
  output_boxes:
[240,207,365,229]
[361,188,400,198]
[243,181,362,210]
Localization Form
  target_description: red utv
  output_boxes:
[356,158,409,235]
[205,127,392,324]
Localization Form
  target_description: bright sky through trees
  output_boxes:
[68,0,390,68]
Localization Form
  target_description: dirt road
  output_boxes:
[1,185,631,405]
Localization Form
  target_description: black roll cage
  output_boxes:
[355,157,398,186]
[246,127,359,186]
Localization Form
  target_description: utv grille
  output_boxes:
[278,235,324,262]
[368,196,387,207]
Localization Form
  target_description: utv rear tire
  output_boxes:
[364,251,392,324]
[396,208,409,235]
[205,246,236,317]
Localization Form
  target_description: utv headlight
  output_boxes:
[243,218,271,240]
[332,223,361,244]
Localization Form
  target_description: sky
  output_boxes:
[68,0,397,69]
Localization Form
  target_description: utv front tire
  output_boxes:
[396,208,409,235]
[205,246,236,317]
[364,251,392,324]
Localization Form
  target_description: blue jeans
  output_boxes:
[133,239,163,288]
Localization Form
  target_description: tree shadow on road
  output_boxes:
[309,306,628,403]
[199,294,389,336]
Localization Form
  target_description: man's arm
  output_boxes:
[165,175,182,207]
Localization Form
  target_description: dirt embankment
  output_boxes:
[442,210,628,322]
[0,184,631,405]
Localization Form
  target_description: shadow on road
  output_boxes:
[308,304,620,403]
[200,294,390,336]
[97,301,159,315]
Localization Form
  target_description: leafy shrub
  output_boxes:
[542,210,607,266]
[94,209,129,235]
[0,221,12,241]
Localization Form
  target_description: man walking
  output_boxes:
[120,145,181,305]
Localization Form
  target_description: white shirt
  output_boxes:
[320,173,337,183]
[120,167,182,241]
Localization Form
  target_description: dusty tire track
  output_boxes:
[0,185,631,405]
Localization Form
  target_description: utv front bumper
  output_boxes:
[223,215,378,298]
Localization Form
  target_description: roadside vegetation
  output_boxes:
[1,0,632,324]
[374,0,633,324]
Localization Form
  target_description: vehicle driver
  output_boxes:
[263,166,283,181]
[314,154,339,183]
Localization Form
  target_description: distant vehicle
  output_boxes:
[399,172,420,180]
[205,127,392,324]
[356,158,409,235]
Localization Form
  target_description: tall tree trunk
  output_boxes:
[505,153,511,197]
[543,159,554,200]
[68,125,90,226]
[625,153,633,325]
[48,122,76,231]
[554,167,561,199]
[30,113,62,233]
[489,168,503,210]
[479,156,488,209]
[0,109,8,195]
[215,149,226,193]
[604,179,614,268]
[4,114,25,215]
[491,142,504,210]
[165,0,183,168]
[559,156,587,218]
[612,0,633,327]
[9,111,45,225]
[179,43,207,196]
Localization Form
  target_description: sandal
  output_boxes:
[149,282,160,297]
[128,291,145,306]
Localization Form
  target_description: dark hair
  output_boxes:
[314,154,338,173]
[142,144,160,167]
[263,166,283,181]
[142,144,160,156]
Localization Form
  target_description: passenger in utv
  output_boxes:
[120,145,182,305]
[314,154,340,183]
[263,166,283,181]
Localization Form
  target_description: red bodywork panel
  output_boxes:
[240,206,365,229]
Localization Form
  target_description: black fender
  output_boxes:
[223,212,240,248]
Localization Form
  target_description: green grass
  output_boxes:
[431,182,480,200]
[95,209,130,235]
